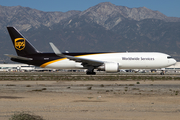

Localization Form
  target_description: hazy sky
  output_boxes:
[1,0,180,17]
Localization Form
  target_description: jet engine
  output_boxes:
[98,62,119,73]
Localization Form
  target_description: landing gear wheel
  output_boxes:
[86,71,96,75]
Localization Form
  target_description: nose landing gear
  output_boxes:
[160,70,165,75]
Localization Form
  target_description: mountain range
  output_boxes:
[0,2,180,63]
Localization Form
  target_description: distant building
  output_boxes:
[0,64,34,72]
[0,64,54,72]
[166,62,180,71]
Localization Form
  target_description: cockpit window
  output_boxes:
[167,56,173,59]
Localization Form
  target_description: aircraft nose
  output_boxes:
[173,59,177,65]
[171,58,177,65]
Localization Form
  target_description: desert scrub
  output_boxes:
[9,111,44,120]
[136,82,140,84]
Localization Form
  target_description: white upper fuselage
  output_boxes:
[44,52,176,69]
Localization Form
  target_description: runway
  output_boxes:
[0,72,180,81]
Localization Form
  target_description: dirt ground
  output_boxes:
[0,80,180,120]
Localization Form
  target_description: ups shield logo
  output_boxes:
[14,38,25,50]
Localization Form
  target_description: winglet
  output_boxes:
[49,42,65,57]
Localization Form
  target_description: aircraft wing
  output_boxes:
[65,55,104,67]
[49,42,104,67]
[4,54,33,61]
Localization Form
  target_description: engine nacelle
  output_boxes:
[98,62,119,73]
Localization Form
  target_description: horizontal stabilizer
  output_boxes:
[4,54,32,61]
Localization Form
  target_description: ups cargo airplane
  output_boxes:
[5,27,176,75]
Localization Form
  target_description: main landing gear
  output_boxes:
[86,67,96,75]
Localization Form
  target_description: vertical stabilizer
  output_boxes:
[7,27,39,56]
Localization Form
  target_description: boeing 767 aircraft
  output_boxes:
[5,27,176,75]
